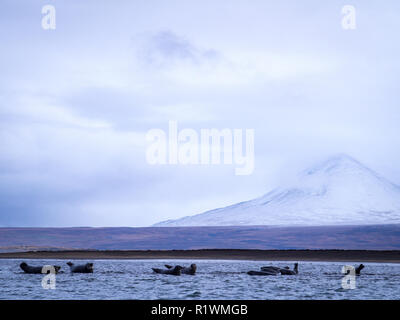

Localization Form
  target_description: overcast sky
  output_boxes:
[1,0,399,227]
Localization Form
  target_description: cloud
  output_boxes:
[135,30,220,67]
[0,1,399,227]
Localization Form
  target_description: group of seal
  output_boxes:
[248,263,366,276]
[20,261,365,277]
[152,264,197,276]
[247,263,299,276]
[19,262,94,274]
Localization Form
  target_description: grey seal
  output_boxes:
[355,264,364,275]
[66,262,94,273]
[165,264,197,275]
[20,262,61,274]
[152,265,183,276]
[248,263,298,276]
[279,263,298,275]
[260,266,289,273]
[345,264,364,276]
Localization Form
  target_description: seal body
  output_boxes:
[67,262,94,273]
[355,264,364,275]
[165,264,197,275]
[260,266,287,273]
[280,263,298,275]
[346,264,364,276]
[20,262,61,274]
[152,266,183,276]
[248,263,298,276]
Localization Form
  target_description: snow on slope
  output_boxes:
[154,154,400,226]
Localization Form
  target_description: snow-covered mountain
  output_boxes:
[154,154,400,227]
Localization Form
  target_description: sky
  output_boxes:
[0,0,399,227]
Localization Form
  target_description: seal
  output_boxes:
[355,264,364,275]
[66,262,94,273]
[346,264,364,276]
[279,263,298,275]
[20,262,61,274]
[165,264,197,275]
[249,263,298,276]
[152,265,183,276]
[260,266,289,273]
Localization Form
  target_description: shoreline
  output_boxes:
[1,249,400,263]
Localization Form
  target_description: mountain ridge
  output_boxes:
[1,225,400,250]
[154,154,400,227]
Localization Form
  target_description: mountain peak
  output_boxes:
[323,153,360,165]
[304,154,366,177]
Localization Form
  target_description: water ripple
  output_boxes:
[1,260,399,299]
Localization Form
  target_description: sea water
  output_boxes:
[0,259,399,300]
